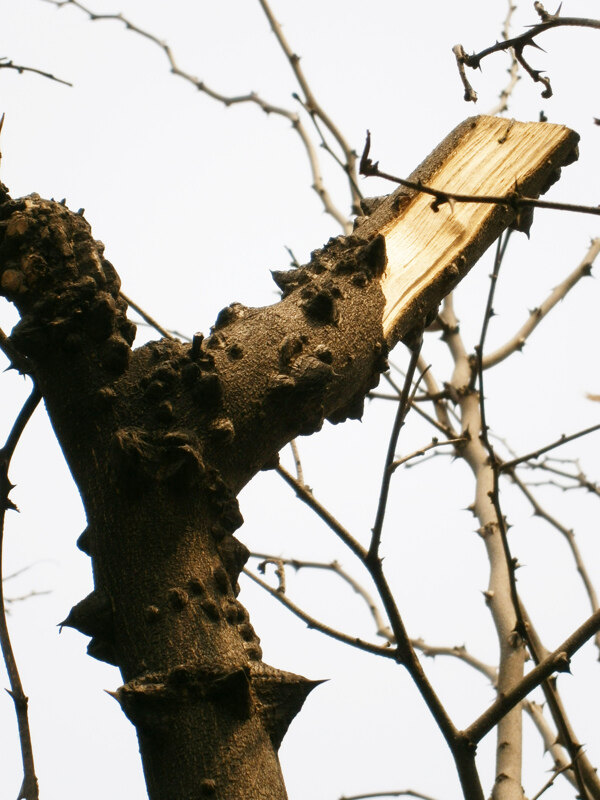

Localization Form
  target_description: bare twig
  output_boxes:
[40,0,352,230]
[275,463,484,800]
[0,386,42,800]
[485,1,520,116]
[243,567,394,659]
[530,763,575,800]
[501,423,600,472]
[483,239,600,368]
[369,339,423,562]
[119,292,175,341]
[0,57,71,86]
[250,553,393,640]
[465,608,600,742]
[359,132,600,219]
[275,465,367,561]
[390,437,466,472]
[256,0,361,214]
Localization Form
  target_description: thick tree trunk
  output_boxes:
[0,116,577,799]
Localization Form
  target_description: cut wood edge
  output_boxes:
[354,115,579,348]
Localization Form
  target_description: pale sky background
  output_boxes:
[1,2,600,799]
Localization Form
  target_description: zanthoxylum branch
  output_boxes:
[485,0,520,117]
[473,240,598,800]
[482,238,600,368]
[275,464,485,800]
[0,386,42,800]
[509,471,600,653]
[368,339,423,563]
[465,608,600,743]
[243,567,394,660]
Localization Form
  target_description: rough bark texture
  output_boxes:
[0,115,579,799]
[0,189,388,800]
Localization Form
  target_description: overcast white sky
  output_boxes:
[1,2,600,799]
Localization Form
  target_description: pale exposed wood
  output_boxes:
[357,116,579,345]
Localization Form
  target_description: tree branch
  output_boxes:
[0,386,42,800]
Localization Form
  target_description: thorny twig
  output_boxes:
[369,339,423,562]
[465,608,600,742]
[275,464,485,800]
[483,238,600,368]
[390,437,466,472]
[359,132,600,219]
[530,762,575,800]
[501,423,600,472]
[0,328,34,376]
[119,292,175,341]
[0,386,42,800]
[243,567,394,659]
[454,8,600,102]
[509,470,600,653]
[250,554,393,640]
[485,0,520,116]
[522,458,600,497]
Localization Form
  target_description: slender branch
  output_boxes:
[485,0,520,116]
[249,554,393,640]
[530,763,574,800]
[243,567,395,659]
[275,463,484,800]
[275,465,367,561]
[526,700,578,792]
[359,133,600,219]
[0,57,71,86]
[412,639,496,683]
[390,437,466,472]
[501,424,600,472]
[483,239,600,368]
[524,458,600,498]
[509,471,600,653]
[382,371,456,438]
[521,609,600,799]
[0,386,42,800]
[119,292,175,341]
[466,608,600,742]
[368,339,423,562]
